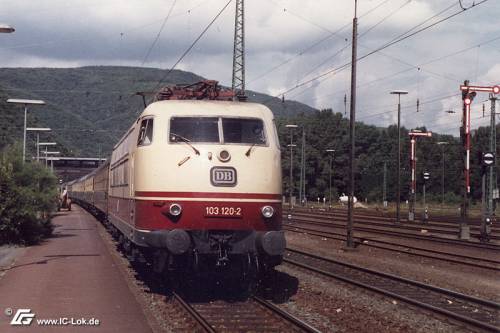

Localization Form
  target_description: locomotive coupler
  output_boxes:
[216,243,229,267]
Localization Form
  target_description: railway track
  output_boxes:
[287,208,500,235]
[284,248,500,332]
[172,292,321,333]
[284,224,500,271]
[285,214,500,251]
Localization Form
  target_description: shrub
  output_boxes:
[0,144,57,245]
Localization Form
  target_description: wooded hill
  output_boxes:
[0,66,315,156]
[0,66,497,203]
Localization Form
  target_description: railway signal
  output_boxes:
[408,130,432,222]
[480,152,495,242]
[482,152,495,167]
[458,81,500,240]
[422,171,430,222]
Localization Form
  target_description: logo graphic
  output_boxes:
[10,309,35,326]
[210,167,237,187]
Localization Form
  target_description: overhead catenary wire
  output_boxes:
[263,0,490,104]
[141,0,178,66]
[149,0,233,95]
[277,0,456,91]
[247,0,392,86]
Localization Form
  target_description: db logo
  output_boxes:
[210,167,237,187]
[10,309,35,326]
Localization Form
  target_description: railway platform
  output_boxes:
[0,206,154,333]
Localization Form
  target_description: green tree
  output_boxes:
[0,143,57,245]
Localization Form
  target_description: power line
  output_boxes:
[281,1,455,89]
[263,0,489,104]
[141,0,178,66]
[311,34,500,105]
[359,0,412,38]
[150,0,233,94]
[247,0,392,86]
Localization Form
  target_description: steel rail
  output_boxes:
[284,224,500,270]
[252,296,322,333]
[288,208,500,230]
[284,248,500,332]
[173,293,216,333]
[287,211,500,241]
[286,215,500,251]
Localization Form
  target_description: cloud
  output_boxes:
[0,0,499,137]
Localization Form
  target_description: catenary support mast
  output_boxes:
[232,0,245,99]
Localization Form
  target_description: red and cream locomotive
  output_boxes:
[67,81,285,281]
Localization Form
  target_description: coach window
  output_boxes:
[137,118,154,146]
[222,118,266,145]
[169,117,219,143]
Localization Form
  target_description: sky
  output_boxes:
[1,0,499,136]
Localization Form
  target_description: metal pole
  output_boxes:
[22,105,27,163]
[383,162,387,207]
[397,95,401,223]
[299,128,305,205]
[45,146,48,167]
[290,137,293,206]
[488,95,497,218]
[423,182,426,221]
[329,153,333,206]
[302,130,306,204]
[460,80,471,240]
[481,170,486,240]
[442,146,445,211]
[409,137,416,221]
[36,133,40,162]
[346,0,357,249]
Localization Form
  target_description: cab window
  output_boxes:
[222,118,266,144]
[170,117,219,143]
[137,118,153,146]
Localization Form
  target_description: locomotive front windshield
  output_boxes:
[170,117,219,143]
[169,117,266,145]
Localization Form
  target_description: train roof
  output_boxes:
[114,100,274,149]
[142,100,274,118]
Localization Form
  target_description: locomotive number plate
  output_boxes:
[205,206,243,218]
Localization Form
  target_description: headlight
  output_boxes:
[261,206,274,218]
[169,203,182,216]
[218,149,231,162]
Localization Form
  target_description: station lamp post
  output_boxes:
[390,90,408,223]
[44,151,60,171]
[325,149,335,207]
[7,99,46,163]
[437,141,449,211]
[27,127,51,162]
[38,142,57,166]
[286,124,298,207]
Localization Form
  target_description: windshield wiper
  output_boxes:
[170,132,200,155]
[245,143,256,157]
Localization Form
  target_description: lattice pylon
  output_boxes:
[232,0,245,98]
